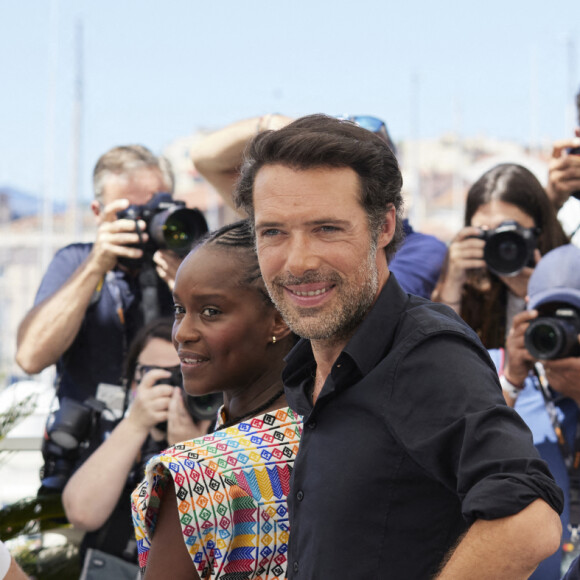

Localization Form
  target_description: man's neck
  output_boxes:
[310,339,347,404]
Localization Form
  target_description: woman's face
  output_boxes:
[171,245,277,398]
[133,336,180,391]
[470,200,535,231]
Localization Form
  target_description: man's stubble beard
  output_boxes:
[265,246,379,345]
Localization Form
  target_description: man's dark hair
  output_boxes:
[233,114,405,261]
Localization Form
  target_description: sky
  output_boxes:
[1,0,579,204]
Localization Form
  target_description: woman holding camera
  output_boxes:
[62,317,211,573]
[131,220,301,580]
[431,163,568,348]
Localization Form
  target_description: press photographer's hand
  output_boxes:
[126,368,174,436]
[504,309,538,389]
[447,226,486,282]
[89,198,149,273]
[433,226,485,308]
[153,249,181,292]
[546,130,580,211]
[542,342,580,405]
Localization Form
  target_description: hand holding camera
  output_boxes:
[90,198,150,275]
[126,366,175,437]
[546,129,580,210]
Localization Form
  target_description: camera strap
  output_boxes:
[138,262,161,325]
[534,362,580,544]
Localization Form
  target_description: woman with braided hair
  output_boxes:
[132,220,302,579]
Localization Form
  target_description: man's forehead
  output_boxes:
[102,167,166,204]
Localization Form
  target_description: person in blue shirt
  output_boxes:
[500,245,580,579]
[15,145,187,403]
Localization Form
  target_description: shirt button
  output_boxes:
[307,420,316,429]
[293,561,299,573]
[296,490,304,501]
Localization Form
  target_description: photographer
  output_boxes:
[61,317,213,572]
[546,89,580,248]
[15,145,202,404]
[432,163,568,347]
[501,244,580,578]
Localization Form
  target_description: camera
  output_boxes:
[568,146,580,201]
[524,307,580,360]
[116,192,208,264]
[476,220,539,277]
[40,397,107,493]
[154,365,223,431]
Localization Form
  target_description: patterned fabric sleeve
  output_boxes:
[132,407,302,579]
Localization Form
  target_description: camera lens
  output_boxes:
[484,230,529,277]
[526,321,561,359]
[150,207,208,255]
[185,393,223,422]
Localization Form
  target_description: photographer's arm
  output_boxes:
[191,114,293,210]
[436,499,561,579]
[62,370,174,531]
[546,129,580,211]
[16,200,146,374]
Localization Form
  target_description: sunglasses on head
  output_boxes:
[335,114,397,154]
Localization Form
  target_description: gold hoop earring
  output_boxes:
[272,336,277,344]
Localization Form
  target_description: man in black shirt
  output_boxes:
[233,114,565,579]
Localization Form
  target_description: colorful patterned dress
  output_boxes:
[131,407,302,579]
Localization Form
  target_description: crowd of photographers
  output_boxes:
[6,102,580,578]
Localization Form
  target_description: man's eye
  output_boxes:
[173,304,185,315]
[260,228,281,237]
[319,225,339,233]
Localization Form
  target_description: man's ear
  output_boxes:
[91,200,102,219]
[377,205,397,250]
[270,310,292,342]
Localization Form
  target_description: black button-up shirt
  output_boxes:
[284,274,563,579]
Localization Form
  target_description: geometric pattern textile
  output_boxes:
[131,407,302,579]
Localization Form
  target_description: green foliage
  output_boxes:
[0,392,38,441]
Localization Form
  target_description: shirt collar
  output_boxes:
[283,273,410,413]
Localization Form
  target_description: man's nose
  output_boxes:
[285,234,321,277]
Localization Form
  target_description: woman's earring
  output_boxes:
[272,336,277,344]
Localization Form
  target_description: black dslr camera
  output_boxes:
[40,397,107,493]
[525,307,580,360]
[476,220,539,277]
[153,365,223,431]
[116,192,208,265]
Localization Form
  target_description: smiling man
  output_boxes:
[234,114,565,579]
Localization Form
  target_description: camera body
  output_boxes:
[116,192,208,265]
[568,146,580,201]
[154,366,223,431]
[40,397,107,493]
[475,220,538,277]
[524,306,580,360]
